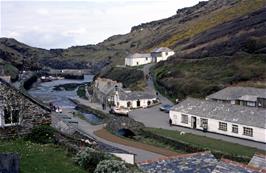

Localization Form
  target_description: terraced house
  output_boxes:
[0,79,51,138]
[169,98,266,143]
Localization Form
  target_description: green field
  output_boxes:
[0,139,86,173]
[143,128,263,158]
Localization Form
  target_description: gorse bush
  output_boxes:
[94,160,129,173]
[74,147,112,172]
[28,125,55,144]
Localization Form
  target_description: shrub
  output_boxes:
[74,147,112,172]
[28,125,55,144]
[94,160,129,173]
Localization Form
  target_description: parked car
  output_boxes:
[109,107,129,116]
[159,104,173,113]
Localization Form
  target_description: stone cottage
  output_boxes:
[91,77,123,105]
[0,78,51,138]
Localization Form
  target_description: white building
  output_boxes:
[151,47,175,63]
[125,53,152,66]
[169,98,266,143]
[112,89,158,109]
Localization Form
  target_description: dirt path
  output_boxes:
[94,128,179,157]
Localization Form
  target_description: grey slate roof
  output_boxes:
[206,87,266,101]
[138,152,218,173]
[119,91,156,101]
[152,47,173,53]
[171,98,266,128]
[212,159,262,173]
[248,154,266,170]
[96,141,134,154]
[126,53,151,59]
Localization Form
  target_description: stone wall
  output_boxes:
[106,117,144,133]
[0,80,51,138]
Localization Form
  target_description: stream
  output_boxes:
[28,75,102,124]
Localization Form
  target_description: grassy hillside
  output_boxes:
[152,53,266,100]
[99,67,146,91]
[159,0,266,49]
[1,0,266,70]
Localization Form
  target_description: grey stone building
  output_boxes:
[0,78,51,138]
[206,87,266,108]
[91,77,123,105]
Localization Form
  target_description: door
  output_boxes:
[191,116,197,129]
[136,100,141,107]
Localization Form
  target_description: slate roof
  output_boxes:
[119,91,156,101]
[138,152,218,173]
[206,87,266,101]
[152,47,173,53]
[96,141,134,154]
[0,78,51,112]
[171,98,266,128]
[126,53,151,59]
[212,159,264,173]
[248,154,266,170]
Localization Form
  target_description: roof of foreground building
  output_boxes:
[138,152,218,173]
[171,98,266,128]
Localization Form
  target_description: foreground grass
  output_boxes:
[0,139,86,173]
[144,128,263,158]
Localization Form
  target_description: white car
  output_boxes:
[109,107,129,116]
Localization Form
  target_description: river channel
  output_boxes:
[28,75,103,124]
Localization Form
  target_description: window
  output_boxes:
[247,101,256,107]
[232,125,238,133]
[219,122,227,131]
[200,118,208,128]
[181,114,188,124]
[4,108,19,126]
[243,127,253,137]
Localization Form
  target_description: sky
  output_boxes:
[1,0,203,49]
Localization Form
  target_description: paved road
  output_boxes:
[61,108,163,162]
[130,64,266,151]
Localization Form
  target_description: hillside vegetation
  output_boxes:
[99,67,146,91]
[152,53,266,100]
[2,0,266,70]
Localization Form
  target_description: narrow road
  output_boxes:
[61,108,163,162]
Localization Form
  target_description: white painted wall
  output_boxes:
[169,110,266,143]
[115,97,157,109]
[114,94,157,109]
[125,57,152,66]
[112,153,135,164]
[152,51,175,62]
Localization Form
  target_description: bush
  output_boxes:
[28,125,55,144]
[94,160,129,173]
[74,147,112,172]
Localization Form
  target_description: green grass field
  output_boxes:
[144,128,263,158]
[0,139,86,173]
